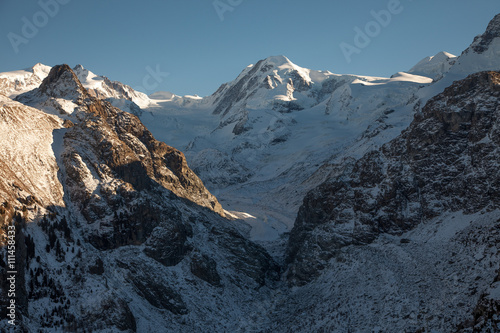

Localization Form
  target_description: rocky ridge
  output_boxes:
[281,71,500,331]
[0,65,281,332]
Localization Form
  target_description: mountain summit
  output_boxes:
[448,13,500,75]
[408,51,457,79]
[39,64,89,101]
[472,13,500,53]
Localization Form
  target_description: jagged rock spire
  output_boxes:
[39,64,88,100]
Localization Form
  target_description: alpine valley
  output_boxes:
[0,13,500,333]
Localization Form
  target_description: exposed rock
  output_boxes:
[458,285,500,332]
[88,257,104,275]
[38,64,88,101]
[25,65,226,218]
[81,295,137,332]
[470,13,500,54]
[127,270,188,315]
[0,64,283,331]
[144,218,193,267]
[286,71,500,286]
[212,226,281,286]
[190,252,222,286]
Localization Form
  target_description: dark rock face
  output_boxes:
[457,266,500,332]
[190,252,222,286]
[470,13,500,54]
[21,65,225,219]
[128,271,188,315]
[64,98,225,217]
[89,257,104,275]
[81,296,137,332]
[286,71,500,286]
[144,218,193,267]
[38,64,88,101]
[213,226,281,286]
[465,290,500,332]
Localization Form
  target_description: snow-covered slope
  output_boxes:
[0,63,51,98]
[0,64,152,113]
[408,51,457,80]
[135,14,500,253]
[72,64,151,109]
[283,69,500,333]
[138,54,436,248]
[449,13,500,76]
[0,95,64,208]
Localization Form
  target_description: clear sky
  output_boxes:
[1,0,499,96]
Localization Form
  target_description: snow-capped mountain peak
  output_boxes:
[261,55,294,67]
[0,63,51,97]
[2,12,500,333]
[30,63,52,79]
[471,12,500,53]
[14,64,89,115]
[448,13,500,75]
[408,51,457,79]
[71,64,151,109]
[0,63,152,111]
[72,64,101,88]
[258,55,315,87]
[39,64,88,100]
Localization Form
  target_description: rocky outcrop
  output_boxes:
[33,65,225,218]
[286,71,500,286]
[38,64,88,101]
[127,269,188,315]
[190,252,222,287]
[458,276,500,332]
[0,64,284,332]
[470,13,500,54]
[80,295,137,332]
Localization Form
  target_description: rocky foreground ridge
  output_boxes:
[0,65,280,332]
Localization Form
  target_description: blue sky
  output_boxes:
[1,0,499,96]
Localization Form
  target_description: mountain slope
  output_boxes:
[72,64,151,109]
[450,13,500,76]
[287,70,500,285]
[0,65,281,332]
[408,51,457,80]
[0,95,63,208]
[16,64,224,217]
[138,54,437,248]
[279,70,500,331]
[0,64,51,98]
